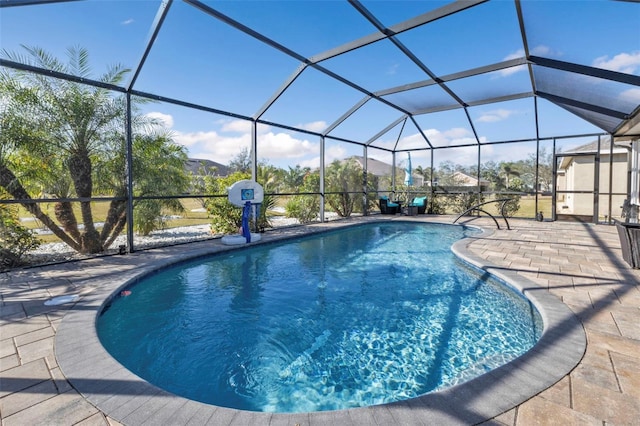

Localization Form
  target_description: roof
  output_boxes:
[561,137,629,155]
[1,0,639,160]
[185,158,230,176]
[350,156,395,177]
[350,156,422,182]
[453,171,490,186]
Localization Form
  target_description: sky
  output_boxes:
[1,0,639,171]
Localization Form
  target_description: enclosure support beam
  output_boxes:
[534,97,540,217]
[552,138,557,221]
[125,93,135,253]
[320,136,326,223]
[251,121,258,181]
[363,146,368,216]
[594,136,601,224]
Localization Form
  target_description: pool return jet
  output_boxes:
[221,179,264,245]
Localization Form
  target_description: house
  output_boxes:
[556,138,628,219]
[451,171,490,190]
[349,156,425,187]
[185,158,230,177]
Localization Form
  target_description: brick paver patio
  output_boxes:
[1,217,639,425]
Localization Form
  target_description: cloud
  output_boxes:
[147,111,325,166]
[496,64,527,78]
[476,109,514,123]
[593,51,640,74]
[168,119,319,166]
[216,118,327,136]
[530,45,553,57]
[146,112,174,128]
[503,48,525,62]
[174,130,251,162]
[297,145,347,169]
[499,49,527,77]
[326,144,348,163]
[372,126,481,151]
[257,132,318,160]
[121,18,134,25]
[497,45,555,77]
[297,120,327,133]
[397,132,430,150]
[219,119,253,133]
[620,88,640,104]
[423,127,480,146]
[176,130,247,148]
[386,64,399,75]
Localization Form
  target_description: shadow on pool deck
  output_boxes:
[1,216,639,425]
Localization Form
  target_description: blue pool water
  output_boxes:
[97,222,542,413]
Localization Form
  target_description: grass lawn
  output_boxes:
[16,198,211,244]
[473,195,552,219]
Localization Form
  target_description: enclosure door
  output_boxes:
[553,153,598,222]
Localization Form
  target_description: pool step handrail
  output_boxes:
[452,198,515,230]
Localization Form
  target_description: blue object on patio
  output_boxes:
[379,196,400,214]
[409,196,427,214]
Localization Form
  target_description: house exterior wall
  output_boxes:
[557,151,628,218]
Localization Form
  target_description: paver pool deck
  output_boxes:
[1,216,639,425]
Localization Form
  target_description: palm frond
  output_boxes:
[99,63,130,86]
[67,45,92,78]
[22,45,67,73]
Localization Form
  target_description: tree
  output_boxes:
[530,148,554,192]
[0,46,189,252]
[128,133,189,236]
[255,163,279,229]
[228,147,252,173]
[500,162,521,190]
[190,160,219,210]
[325,158,363,217]
[415,165,433,185]
[286,172,320,224]
[480,161,502,191]
[282,165,311,192]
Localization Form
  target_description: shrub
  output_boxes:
[257,192,276,230]
[286,195,319,224]
[285,173,320,224]
[0,204,40,270]
[447,192,485,214]
[427,192,447,214]
[204,172,251,235]
[499,195,521,217]
[133,200,163,236]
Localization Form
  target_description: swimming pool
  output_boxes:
[97,222,542,413]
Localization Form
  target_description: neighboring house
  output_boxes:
[185,158,230,177]
[184,158,231,195]
[349,156,424,188]
[556,138,628,218]
[450,171,490,191]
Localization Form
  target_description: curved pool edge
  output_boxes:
[55,218,587,425]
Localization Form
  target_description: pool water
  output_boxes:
[97,222,542,413]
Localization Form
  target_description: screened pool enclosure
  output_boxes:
[1,0,639,266]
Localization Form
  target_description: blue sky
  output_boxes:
[2,0,639,171]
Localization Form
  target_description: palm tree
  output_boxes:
[325,158,363,217]
[282,165,310,192]
[500,162,521,190]
[0,46,189,253]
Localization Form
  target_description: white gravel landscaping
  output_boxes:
[20,212,343,267]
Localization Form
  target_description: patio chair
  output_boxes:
[409,196,427,214]
[379,196,400,214]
